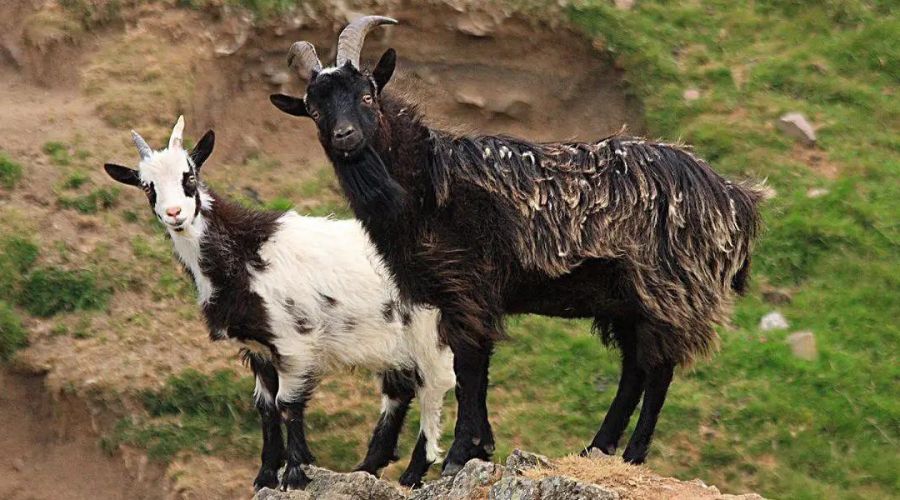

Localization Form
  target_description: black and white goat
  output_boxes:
[103,117,454,490]
[271,17,766,474]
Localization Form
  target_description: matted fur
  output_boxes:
[426,131,765,363]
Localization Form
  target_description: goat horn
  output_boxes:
[288,41,323,81]
[335,15,397,69]
[131,130,153,160]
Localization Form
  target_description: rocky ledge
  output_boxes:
[255,450,765,500]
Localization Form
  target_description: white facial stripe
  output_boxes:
[138,148,197,224]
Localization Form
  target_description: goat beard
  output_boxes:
[333,145,407,219]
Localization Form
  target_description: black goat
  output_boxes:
[271,16,765,474]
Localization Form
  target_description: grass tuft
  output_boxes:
[113,369,258,460]
[0,301,27,360]
[19,267,111,317]
[0,154,23,189]
[58,187,120,214]
[0,236,39,301]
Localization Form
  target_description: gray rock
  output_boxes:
[455,90,487,109]
[255,488,311,500]
[256,466,404,500]
[761,288,792,305]
[456,14,496,37]
[490,476,541,500]
[787,331,817,361]
[683,88,701,101]
[759,311,789,331]
[411,460,501,500]
[777,112,817,146]
[490,97,532,120]
[268,71,292,86]
[505,449,551,473]
[490,475,619,500]
[305,466,405,500]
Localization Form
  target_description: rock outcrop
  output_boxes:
[255,449,765,500]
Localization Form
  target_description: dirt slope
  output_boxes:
[0,1,644,498]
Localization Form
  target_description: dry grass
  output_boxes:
[81,17,201,134]
[523,453,757,499]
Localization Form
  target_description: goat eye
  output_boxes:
[362,94,374,105]
[310,109,321,121]
[142,184,151,193]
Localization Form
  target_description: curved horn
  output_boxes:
[131,130,153,160]
[335,15,397,69]
[288,41,322,81]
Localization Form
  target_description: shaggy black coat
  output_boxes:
[331,95,764,367]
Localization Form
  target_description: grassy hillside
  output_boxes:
[2,1,896,499]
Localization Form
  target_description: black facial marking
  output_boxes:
[381,301,395,322]
[318,292,337,307]
[144,181,157,210]
[182,169,198,198]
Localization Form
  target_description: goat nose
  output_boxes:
[165,207,182,217]
[333,124,356,140]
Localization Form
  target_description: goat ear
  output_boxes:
[270,94,309,117]
[372,48,396,93]
[190,130,215,170]
[104,163,141,187]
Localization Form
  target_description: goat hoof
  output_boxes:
[253,467,280,492]
[280,465,311,491]
[582,443,616,457]
[398,470,424,488]
[441,461,463,477]
[622,447,647,465]
[352,463,380,477]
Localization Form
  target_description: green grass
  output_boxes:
[62,171,90,190]
[0,301,27,360]
[0,236,39,298]
[66,2,895,498]
[42,141,73,166]
[559,2,899,498]
[111,369,260,460]
[58,186,120,214]
[0,153,23,189]
[19,267,111,317]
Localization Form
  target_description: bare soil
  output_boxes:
[0,369,166,500]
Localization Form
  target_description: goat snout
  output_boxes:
[332,124,362,151]
[165,206,182,217]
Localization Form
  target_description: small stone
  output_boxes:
[761,287,792,305]
[268,71,291,86]
[614,0,636,10]
[683,88,701,101]
[787,331,817,361]
[456,14,495,37]
[491,98,532,120]
[455,91,486,109]
[505,449,552,473]
[777,112,817,146]
[759,311,789,331]
[11,458,25,472]
[806,187,829,198]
